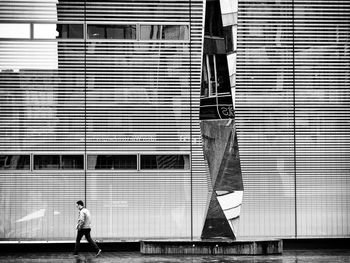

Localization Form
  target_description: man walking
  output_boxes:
[74,200,102,257]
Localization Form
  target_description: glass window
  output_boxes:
[56,24,83,39]
[87,24,136,39]
[0,23,31,39]
[34,155,60,170]
[87,155,137,170]
[61,155,84,170]
[140,25,161,40]
[0,155,30,170]
[140,25,189,40]
[34,155,83,170]
[33,24,57,39]
[162,25,189,40]
[140,155,190,170]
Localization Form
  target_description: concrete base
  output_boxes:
[140,239,283,255]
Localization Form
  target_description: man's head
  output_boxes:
[76,200,84,210]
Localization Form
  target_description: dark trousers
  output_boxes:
[74,228,100,254]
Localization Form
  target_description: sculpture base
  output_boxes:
[140,239,283,255]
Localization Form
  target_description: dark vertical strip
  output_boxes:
[30,23,34,39]
[84,0,87,207]
[189,0,193,241]
[292,0,297,238]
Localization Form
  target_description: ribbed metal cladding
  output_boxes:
[82,0,207,239]
[294,0,350,238]
[0,0,86,241]
[236,0,350,238]
[0,0,207,241]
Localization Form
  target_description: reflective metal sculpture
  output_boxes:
[200,0,242,239]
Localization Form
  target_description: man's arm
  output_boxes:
[76,210,85,230]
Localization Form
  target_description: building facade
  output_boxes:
[0,0,349,241]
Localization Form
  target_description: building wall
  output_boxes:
[0,0,349,242]
[236,0,350,238]
[0,0,207,241]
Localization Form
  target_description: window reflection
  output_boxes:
[87,24,136,39]
[140,25,189,40]
[87,155,137,170]
[163,25,189,40]
[56,24,83,39]
[34,155,60,170]
[34,155,83,170]
[0,155,30,170]
[140,155,190,170]
[204,1,223,37]
[201,54,231,97]
[140,25,161,40]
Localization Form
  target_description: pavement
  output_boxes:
[0,250,350,263]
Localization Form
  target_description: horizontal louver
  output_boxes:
[294,0,350,238]
[236,0,350,238]
[0,0,207,241]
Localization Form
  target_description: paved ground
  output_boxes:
[0,250,350,263]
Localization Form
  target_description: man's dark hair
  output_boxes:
[76,200,84,206]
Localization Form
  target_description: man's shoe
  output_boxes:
[96,249,102,257]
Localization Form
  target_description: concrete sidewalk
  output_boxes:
[1,250,350,263]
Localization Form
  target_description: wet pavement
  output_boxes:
[0,250,350,263]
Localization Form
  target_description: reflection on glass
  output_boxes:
[0,23,30,38]
[207,55,216,96]
[87,24,136,39]
[34,155,83,170]
[216,55,231,94]
[201,60,209,97]
[204,1,223,37]
[56,24,83,39]
[0,155,30,170]
[34,155,60,170]
[61,155,84,170]
[163,25,189,40]
[202,54,231,97]
[140,25,161,40]
[140,25,189,40]
[140,155,190,169]
[87,155,137,170]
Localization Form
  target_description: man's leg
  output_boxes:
[74,230,84,255]
[84,228,100,252]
